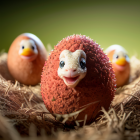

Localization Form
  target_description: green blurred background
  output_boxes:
[1,0,140,57]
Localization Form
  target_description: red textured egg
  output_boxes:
[7,33,47,85]
[41,35,116,125]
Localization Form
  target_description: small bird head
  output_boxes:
[105,45,130,71]
[112,49,129,71]
[19,39,38,61]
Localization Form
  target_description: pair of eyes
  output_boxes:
[21,46,35,50]
[115,54,128,59]
[114,54,130,62]
[59,58,86,69]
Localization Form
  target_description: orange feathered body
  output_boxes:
[112,63,130,87]
[7,33,47,85]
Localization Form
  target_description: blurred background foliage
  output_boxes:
[1,0,140,57]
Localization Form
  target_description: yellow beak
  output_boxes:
[20,48,34,56]
[115,57,126,66]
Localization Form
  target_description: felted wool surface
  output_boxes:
[41,35,116,124]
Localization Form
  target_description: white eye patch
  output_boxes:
[57,49,87,88]
[19,39,38,55]
[125,54,130,62]
[113,51,130,63]
[59,50,86,70]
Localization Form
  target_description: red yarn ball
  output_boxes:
[41,35,116,125]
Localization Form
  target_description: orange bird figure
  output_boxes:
[105,45,130,87]
[7,33,47,85]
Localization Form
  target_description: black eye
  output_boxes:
[22,46,24,49]
[124,55,127,58]
[59,61,65,68]
[116,55,119,59]
[32,46,35,50]
[80,59,86,69]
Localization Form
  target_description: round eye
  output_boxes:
[80,58,86,69]
[59,61,65,68]
[22,46,24,49]
[124,54,127,58]
[116,55,119,59]
[125,54,130,62]
[32,46,35,50]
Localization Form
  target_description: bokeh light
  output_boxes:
[1,0,140,57]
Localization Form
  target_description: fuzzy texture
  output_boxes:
[41,35,116,125]
[7,33,47,85]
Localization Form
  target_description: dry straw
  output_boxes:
[0,53,140,140]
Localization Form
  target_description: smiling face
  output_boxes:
[19,39,38,61]
[57,50,87,88]
[41,35,116,126]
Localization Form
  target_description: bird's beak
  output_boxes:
[115,57,126,66]
[20,48,34,56]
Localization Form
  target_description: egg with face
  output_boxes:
[105,45,130,87]
[7,33,47,85]
[41,35,116,126]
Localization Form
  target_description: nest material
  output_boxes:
[0,53,140,140]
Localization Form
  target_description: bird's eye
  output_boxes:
[59,61,65,68]
[125,54,130,62]
[32,46,35,50]
[124,55,127,58]
[116,55,119,59]
[22,46,24,49]
[80,58,86,69]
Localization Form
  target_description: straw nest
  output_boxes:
[0,53,140,140]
